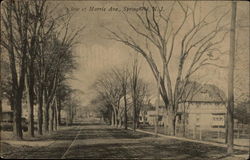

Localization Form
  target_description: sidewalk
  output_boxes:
[129,128,250,160]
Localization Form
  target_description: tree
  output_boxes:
[234,101,250,124]
[91,94,112,124]
[0,52,12,121]
[108,1,229,135]
[1,0,83,138]
[34,14,83,134]
[55,84,71,126]
[130,58,140,131]
[42,37,77,133]
[112,67,130,129]
[94,71,123,127]
[1,0,31,139]
[23,0,47,137]
[129,58,149,130]
[1,55,13,110]
[93,65,149,130]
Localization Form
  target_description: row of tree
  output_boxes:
[92,59,150,131]
[1,0,83,139]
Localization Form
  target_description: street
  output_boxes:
[1,122,247,159]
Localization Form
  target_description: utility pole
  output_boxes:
[227,0,237,155]
[0,46,2,122]
[247,99,250,159]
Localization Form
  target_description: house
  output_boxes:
[2,98,37,121]
[139,83,227,130]
[177,83,226,130]
[139,103,166,126]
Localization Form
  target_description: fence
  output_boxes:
[139,123,249,147]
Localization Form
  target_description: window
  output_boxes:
[196,114,200,122]
[158,115,163,121]
[212,114,225,126]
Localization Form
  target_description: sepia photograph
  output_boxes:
[0,0,249,159]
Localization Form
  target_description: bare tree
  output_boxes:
[22,0,47,137]
[1,0,83,138]
[91,94,112,124]
[129,57,149,130]
[1,0,31,139]
[112,67,130,129]
[130,57,140,131]
[34,12,83,134]
[108,1,229,135]
[134,79,149,129]
[94,71,123,127]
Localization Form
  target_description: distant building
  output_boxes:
[2,99,12,112]
[139,104,165,126]
[2,98,37,121]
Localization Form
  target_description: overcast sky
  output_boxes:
[51,1,249,106]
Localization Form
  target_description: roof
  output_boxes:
[153,82,226,105]
[179,82,226,103]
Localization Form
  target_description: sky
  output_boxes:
[50,1,249,107]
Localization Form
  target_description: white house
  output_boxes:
[139,83,226,130]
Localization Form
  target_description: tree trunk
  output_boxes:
[66,111,69,126]
[58,106,61,126]
[118,115,122,128]
[108,109,112,125]
[227,0,237,155]
[49,104,54,134]
[182,113,186,137]
[124,94,128,130]
[116,111,119,127]
[167,112,176,136]
[225,113,228,143]
[136,117,140,128]
[13,95,23,140]
[70,104,73,124]
[54,99,58,131]
[132,97,136,131]
[57,98,61,126]
[111,111,115,126]
[6,0,24,140]
[38,88,43,135]
[42,92,49,133]
[66,107,70,126]
[26,74,34,137]
[164,115,168,135]
[113,109,118,127]
[53,105,57,131]
[182,105,187,137]
[143,112,146,125]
